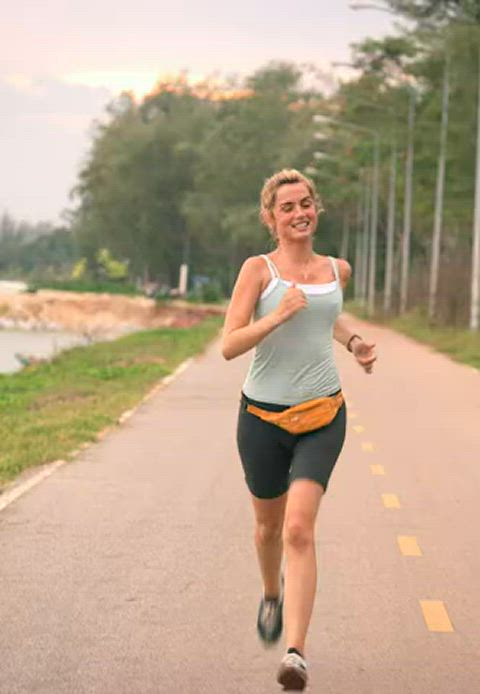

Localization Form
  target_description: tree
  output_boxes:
[72,87,214,285]
[379,0,480,24]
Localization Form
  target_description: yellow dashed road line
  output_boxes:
[370,464,385,475]
[382,493,401,509]
[398,535,422,556]
[420,601,454,632]
[345,414,452,635]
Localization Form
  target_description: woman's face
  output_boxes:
[268,182,318,242]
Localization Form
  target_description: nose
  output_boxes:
[293,204,307,215]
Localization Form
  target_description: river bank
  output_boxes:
[0,290,224,338]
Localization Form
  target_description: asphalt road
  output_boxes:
[1,316,479,693]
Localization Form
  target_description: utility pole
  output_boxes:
[429,55,450,322]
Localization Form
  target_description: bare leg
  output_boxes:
[282,479,324,655]
[251,493,287,598]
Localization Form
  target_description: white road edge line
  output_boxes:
[0,357,194,514]
[0,460,66,513]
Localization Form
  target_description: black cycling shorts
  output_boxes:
[237,393,346,499]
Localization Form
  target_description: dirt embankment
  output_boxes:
[0,291,225,338]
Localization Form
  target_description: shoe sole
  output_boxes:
[277,664,307,691]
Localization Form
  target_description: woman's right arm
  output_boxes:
[222,257,306,360]
[222,257,279,360]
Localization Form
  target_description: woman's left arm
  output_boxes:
[333,259,377,375]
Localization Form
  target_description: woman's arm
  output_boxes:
[333,314,361,349]
[222,257,277,360]
[334,258,377,374]
[222,256,307,360]
[333,258,356,348]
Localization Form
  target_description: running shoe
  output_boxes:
[277,651,308,691]
[256,577,284,644]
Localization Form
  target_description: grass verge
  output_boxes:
[0,316,222,486]
[345,301,480,370]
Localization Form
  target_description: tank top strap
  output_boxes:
[328,256,340,283]
[260,254,280,279]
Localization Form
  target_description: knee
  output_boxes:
[283,517,314,552]
[255,520,283,545]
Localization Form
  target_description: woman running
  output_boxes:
[222,169,376,691]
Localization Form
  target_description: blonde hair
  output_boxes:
[260,169,324,234]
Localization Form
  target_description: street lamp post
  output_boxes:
[361,172,371,306]
[349,0,416,314]
[384,140,397,313]
[399,87,415,314]
[341,212,350,260]
[429,54,450,321]
[354,184,364,301]
[368,135,380,316]
[331,62,401,314]
[313,114,380,315]
[470,45,480,331]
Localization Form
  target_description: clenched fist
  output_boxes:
[272,283,307,325]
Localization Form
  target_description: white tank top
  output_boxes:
[242,255,343,405]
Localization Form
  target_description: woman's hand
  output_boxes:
[272,284,307,325]
[352,338,377,374]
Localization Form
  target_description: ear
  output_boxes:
[261,208,275,230]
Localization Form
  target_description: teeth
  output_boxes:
[294,222,309,229]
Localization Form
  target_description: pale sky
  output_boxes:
[1,0,397,223]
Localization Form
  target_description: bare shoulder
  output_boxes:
[224,255,269,331]
[334,257,352,287]
[236,254,270,288]
[229,255,270,300]
[241,255,268,276]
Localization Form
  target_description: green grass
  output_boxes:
[0,316,222,486]
[345,302,480,370]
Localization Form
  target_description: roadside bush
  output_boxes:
[188,280,224,304]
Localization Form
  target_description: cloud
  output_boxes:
[64,70,162,100]
[0,75,112,222]
[3,73,46,96]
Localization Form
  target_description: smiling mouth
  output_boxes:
[292,221,310,230]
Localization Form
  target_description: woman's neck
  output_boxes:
[274,240,315,264]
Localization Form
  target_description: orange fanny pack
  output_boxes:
[246,392,344,435]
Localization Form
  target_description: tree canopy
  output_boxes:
[2,9,480,326]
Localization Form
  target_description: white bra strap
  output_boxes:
[328,256,340,282]
[260,254,280,279]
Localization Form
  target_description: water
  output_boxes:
[0,280,28,294]
[0,331,86,374]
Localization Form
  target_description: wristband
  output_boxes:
[346,334,361,352]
